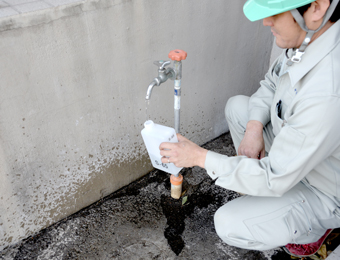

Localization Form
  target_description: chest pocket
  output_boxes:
[272,100,287,136]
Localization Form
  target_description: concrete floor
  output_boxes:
[0,132,338,260]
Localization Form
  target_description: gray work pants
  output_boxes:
[214,95,340,250]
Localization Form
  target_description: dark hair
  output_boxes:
[297,0,340,22]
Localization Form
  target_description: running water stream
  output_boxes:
[145,100,150,122]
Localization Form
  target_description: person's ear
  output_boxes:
[307,0,330,21]
[304,0,330,29]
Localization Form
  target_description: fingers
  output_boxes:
[161,155,175,163]
[159,141,175,150]
[159,134,187,153]
[159,142,179,157]
[160,154,178,166]
[237,146,242,156]
[259,149,266,160]
[249,152,259,159]
[160,149,172,157]
[176,133,187,142]
[161,156,171,164]
[158,135,206,168]
[238,147,261,159]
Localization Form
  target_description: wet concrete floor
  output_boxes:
[1,132,339,260]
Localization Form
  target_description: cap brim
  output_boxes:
[243,0,315,22]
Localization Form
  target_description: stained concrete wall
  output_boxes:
[0,0,273,250]
[270,38,284,66]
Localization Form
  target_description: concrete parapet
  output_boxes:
[0,0,273,250]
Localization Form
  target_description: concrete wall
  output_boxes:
[270,38,284,66]
[0,0,273,250]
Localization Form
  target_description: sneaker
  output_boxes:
[283,229,333,257]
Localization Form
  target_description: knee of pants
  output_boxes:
[214,204,245,243]
[225,95,249,126]
[214,198,290,250]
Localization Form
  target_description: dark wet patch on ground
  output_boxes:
[160,174,231,255]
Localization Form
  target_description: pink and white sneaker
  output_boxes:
[283,229,333,257]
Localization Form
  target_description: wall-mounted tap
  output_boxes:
[145,61,175,100]
[144,50,187,200]
[145,49,187,133]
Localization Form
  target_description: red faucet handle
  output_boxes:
[168,49,187,61]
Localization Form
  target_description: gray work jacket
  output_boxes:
[205,20,340,214]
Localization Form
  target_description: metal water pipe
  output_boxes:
[145,49,187,133]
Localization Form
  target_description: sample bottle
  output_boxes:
[141,120,182,175]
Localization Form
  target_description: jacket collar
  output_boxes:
[287,19,340,88]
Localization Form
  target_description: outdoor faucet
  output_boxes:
[145,61,175,100]
[144,50,187,200]
[145,50,187,133]
[146,80,159,100]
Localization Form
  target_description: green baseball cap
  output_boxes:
[243,0,315,21]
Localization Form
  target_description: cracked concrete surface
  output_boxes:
[0,132,315,259]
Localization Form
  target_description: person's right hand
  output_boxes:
[238,120,265,159]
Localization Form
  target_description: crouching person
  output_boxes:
[160,0,340,257]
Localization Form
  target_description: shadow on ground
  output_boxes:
[1,132,339,260]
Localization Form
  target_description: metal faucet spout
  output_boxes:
[146,79,159,100]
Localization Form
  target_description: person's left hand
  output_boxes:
[159,134,208,168]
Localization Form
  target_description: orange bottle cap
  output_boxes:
[168,50,187,61]
[170,174,183,185]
